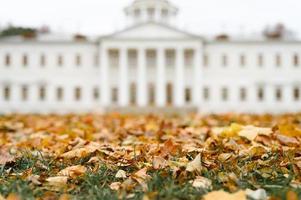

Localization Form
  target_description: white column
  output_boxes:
[119,47,129,106]
[137,47,147,107]
[175,47,185,107]
[100,46,110,107]
[193,46,202,107]
[156,47,166,107]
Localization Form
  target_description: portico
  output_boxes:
[99,39,203,109]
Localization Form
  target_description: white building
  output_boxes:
[0,0,301,114]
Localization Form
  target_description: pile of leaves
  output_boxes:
[1,114,301,200]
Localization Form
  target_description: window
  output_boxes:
[75,87,81,101]
[40,54,46,67]
[112,87,118,103]
[146,50,156,68]
[240,54,246,67]
[57,87,63,101]
[294,87,300,101]
[130,83,137,105]
[4,86,10,101]
[76,54,81,67]
[21,85,28,101]
[23,54,28,67]
[166,50,175,68]
[93,87,99,100]
[222,54,227,67]
[203,87,210,101]
[221,87,228,101]
[109,50,119,68]
[57,55,63,67]
[294,54,299,67]
[258,87,264,101]
[39,86,46,101]
[275,88,282,101]
[185,50,194,67]
[258,54,264,67]
[203,54,209,67]
[148,84,155,105]
[240,87,247,101]
[5,54,11,66]
[147,8,155,19]
[276,54,281,67]
[134,9,141,18]
[185,88,191,103]
[166,83,173,105]
[128,50,137,68]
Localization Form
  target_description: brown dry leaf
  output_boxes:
[110,182,122,191]
[186,154,202,172]
[160,139,179,157]
[61,142,100,159]
[115,170,127,178]
[27,174,41,185]
[58,194,71,200]
[46,176,68,186]
[218,153,232,162]
[58,165,87,178]
[276,134,300,147]
[192,176,212,189]
[0,148,15,165]
[152,156,168,169]
[238,125,272,141]
[203,190,247,200]
[286,190,298,200]
[6,193,21,200]
[131,168,151,191]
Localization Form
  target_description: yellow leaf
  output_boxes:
[58,165,87,178]
[238,125,272,141]
[203,190,247,200]
[220,123,243,138]
[186,154,202,172]
[6,193,20,200]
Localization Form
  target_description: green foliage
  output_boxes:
[0,26,36,38]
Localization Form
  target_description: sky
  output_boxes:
[0,0,300,37]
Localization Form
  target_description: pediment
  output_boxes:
[108,22,200,40]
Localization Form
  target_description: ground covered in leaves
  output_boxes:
[1,114,301,200]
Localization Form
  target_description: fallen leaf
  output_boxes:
[115,169,127,178]
[239,126,272,141]
[0,148,15,165]
[131,168,151,191]
[203,190,247,200]
[6,193,21,200]
[27,174,41,185]
[46,176,68,186]
[61,142,100,159]
[186,154,202,172]
[152,156,168,169]
[110,182,122,191]
[59,194,70,200]
[276,134,299,147]
[192,176,212,189]
[58,165,87,178]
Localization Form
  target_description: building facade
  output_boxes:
[0,0,301,114]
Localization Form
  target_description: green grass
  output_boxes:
[1,154,301,200]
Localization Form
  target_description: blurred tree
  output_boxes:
[0,26,37,38]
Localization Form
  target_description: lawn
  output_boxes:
[1,114,301,200]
